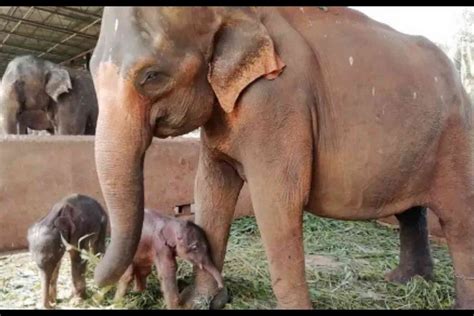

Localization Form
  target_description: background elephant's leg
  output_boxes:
[154,253,180,309]
[114,265,134,301]
[84,114,96,135]
[49,259,62,304]
[69,250,87,300]
[385,206,433,283]
[181,147,243,309]
[18,121,27,134]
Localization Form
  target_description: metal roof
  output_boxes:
[0,6,103,75]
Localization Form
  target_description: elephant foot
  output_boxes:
[453,300,474,309]
[69,290,86,306]
[180,285,229,310]
[384,265,433,284]
[40,302,53,310]
[70,295,84,305]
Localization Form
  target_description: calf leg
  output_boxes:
[385,206,434,283]
[134,266,151,292]
[114,265,134,302]
[155,250,180,309]
[39,269,53,309]
[49,259,62,304]
[70,250,87,300]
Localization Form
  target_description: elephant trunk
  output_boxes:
[0,102,18,134]
[93,84,152,287]
[202,258,224,289]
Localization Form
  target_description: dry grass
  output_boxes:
[0,214,454,309]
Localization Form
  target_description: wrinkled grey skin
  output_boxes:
[17,110,54,134]
[114,209,223,309]
[0,55,98,135]
[27,194,108,309]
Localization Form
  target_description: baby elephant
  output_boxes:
[27,194,108,309]
[114,209,223,309]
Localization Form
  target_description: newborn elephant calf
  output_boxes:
[27,194,108,309]
[114,209,223,309]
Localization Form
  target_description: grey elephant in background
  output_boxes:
[0,55,98,135]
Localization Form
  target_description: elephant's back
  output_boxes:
[274,7,472,219]
[67,193,107,220]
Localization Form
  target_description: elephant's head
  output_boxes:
[161,220,224,289]
[0,55,71,134]
[90,7,285,286]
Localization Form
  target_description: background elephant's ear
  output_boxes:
[45,67,72,102]
[208,18,286,113]
[53,203,76,240]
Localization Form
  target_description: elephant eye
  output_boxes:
[144,71,159,83]
[139,70,169,86]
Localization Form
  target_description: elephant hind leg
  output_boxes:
[429,194,474,309]
[385,206,433,284]
[427,125,474,309]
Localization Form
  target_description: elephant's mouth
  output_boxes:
[153,115,197,138]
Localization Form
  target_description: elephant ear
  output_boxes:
[53,203,77,240]
[161,222,185,249]
[208,15,286,113]
[45,67,72,102]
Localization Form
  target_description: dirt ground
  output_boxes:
[0,251,106,310]
[0,216,455,310]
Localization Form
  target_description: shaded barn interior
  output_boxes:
[0,6,103,75]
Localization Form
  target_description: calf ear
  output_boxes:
[161,224,177,248]
[53,204,76,239]
[45,67,72,102]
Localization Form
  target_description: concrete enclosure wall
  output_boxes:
[0,135,253,252]
[0,135,444,253]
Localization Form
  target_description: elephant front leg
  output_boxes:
[155,252,180,309]
[241,124,313,309]
[246,170,312,309]
[180,145,243,309]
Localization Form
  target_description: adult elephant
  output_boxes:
[0,55,98,135]
[90,7,474,309]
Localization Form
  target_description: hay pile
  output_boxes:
[0,215,454,309]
